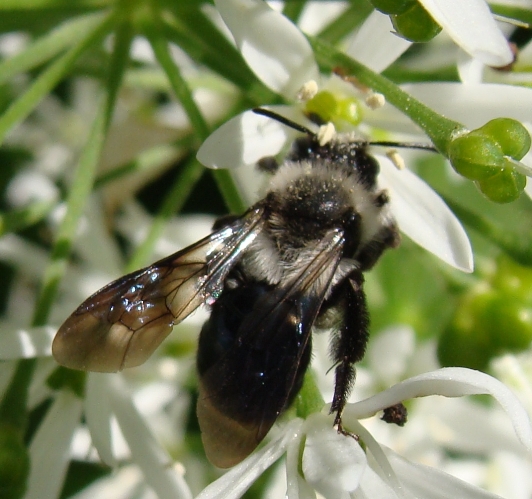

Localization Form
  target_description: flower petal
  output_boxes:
[214,0,319,98]
[418,0,512,66]
[366,83,532,135]
[404,83,532,129]
[367,325,416,386]
[345,10,411,73]
[346,367,532,454]
[109,375,193,499]
[378,155,473,272]
[359,465,401,499]
[302,413,366,498]
[0,325,54,359]
[385,446,504,499]
[25,390,83,499]
[197,106,303,170]
[85,373,116,466]
[197,419,303,499]
[286,431,316,499]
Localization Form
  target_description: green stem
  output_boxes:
[211,169,248,214]
[146,25,210,141]
[317,0,373,44]
[0,11,115,146]
[490,4,532,27]
[0,360,36,432]
[282,0,307,24]
[308,35,465,153]
[126,157,205,272]
[0,201,55,237]
[0,11,108,86]
[146,22,245,213]
[32,21,132,327]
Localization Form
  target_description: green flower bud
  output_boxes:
[490,255,532,301]
[448,132,505,180]
[438,290,496,371]
[477,118,531,160]
[391,3,442,43]
[370,0,416,15]
[485,294,532,351]
[0,425,29,499]
[305,90,336,123]
[448,118,530,202]
[304,91,363,127]
[476,167,526,203]
[336,97,363,126]
[439,255,532,370]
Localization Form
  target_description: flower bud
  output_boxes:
[370,0,416,15]
[304,91,362,127]
[478,118,531,160]
[391,3,442,42]
[439,256,532,370]
[448,133,505,180]
[475,168,526,203]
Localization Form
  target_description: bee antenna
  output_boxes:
[253,108,315,136]
[368,141,437,153]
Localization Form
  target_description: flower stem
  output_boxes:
[308,35,465,153]
[126,157,205,272]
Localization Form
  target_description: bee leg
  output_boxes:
[329,273,369,431]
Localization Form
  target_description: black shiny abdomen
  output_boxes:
[197,276,312,425]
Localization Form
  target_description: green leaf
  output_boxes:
[0,11,115,146]
[0,11,108,86]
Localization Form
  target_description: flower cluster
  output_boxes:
[0,1,532,498]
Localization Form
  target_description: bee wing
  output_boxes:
[197,230,345,468]
[52,207,265,373]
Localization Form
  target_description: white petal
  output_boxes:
[85,373,116,466]
[109,375,193,499]
[366,82,532,135]
[456,49,485,84]
[367,325,415,386]
[302,413,366,498]
[345,10,411,73]
[286,432,316,499]
[346,367,532,454]
[418,0,513,66]
[347,418,407,496]
[385,446,505,499]
[359,464,403,499]
[197,106,303,169]
[197,419,303,499]
[26,390,83,499]
[404,83,532,129]
[214,0,319,98]
[0,325,55,359]
[378,155,473,272]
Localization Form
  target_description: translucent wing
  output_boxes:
[196,230,346,468]
[52,207,265,372]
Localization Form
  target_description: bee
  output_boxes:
[52,108,400,468]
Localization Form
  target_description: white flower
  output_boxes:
[347,0,513,73]
[196,366,532,499]
[0,197,207,499]
[198,0,473,272]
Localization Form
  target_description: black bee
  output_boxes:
[52,108,400,468]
